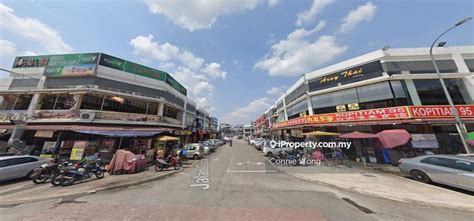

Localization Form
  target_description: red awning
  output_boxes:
[376,129,411,149]
[339,131,377,139]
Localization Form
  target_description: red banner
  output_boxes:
[272,116,305,129]
[409,105,474,118]
[305,106,410,124]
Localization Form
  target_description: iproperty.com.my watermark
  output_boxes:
[269,140,352,149]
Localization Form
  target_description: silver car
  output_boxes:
[398,155,474,191]
[0,155,51,182]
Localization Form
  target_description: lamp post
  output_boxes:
[429,17,472,154]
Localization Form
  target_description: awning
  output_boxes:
[302,131,340,136]
[156,135,180,141]
[75,131,162,137]
[23,125,174,132]
[339,131,377,139]
[376,129,411,149]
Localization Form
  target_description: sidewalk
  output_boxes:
[0,165,185,206]
[273,163,474,212]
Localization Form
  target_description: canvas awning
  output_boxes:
[75,131,161,137]
[302,131,340,136]
[376,129,411,149]
[156,135,180,141]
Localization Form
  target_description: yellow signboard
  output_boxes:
[70,148,85,161]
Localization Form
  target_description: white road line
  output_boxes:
[226,170,278,173]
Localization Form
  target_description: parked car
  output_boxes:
[263,144,290,157]
[183,143,204,160]
[0,155,51,182]
[203,146,210,155]
[201,141,216,153]
[398,155,474,192]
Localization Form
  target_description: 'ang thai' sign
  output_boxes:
[308,60,384,91]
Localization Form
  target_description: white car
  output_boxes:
[203,146,210,155]
[0,155,51,182]
[263,145,290,157]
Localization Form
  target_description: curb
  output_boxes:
[0,168,182,207]
[270,163,474,212]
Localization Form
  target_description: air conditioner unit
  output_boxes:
[80,112,95,121]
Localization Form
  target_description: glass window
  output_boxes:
[455,160,473,172]
[40,94,74,110]
[311,88,358,109]
[385,60,458,74]
[414,79,471,105]
[357,82,393,103]
[421,157,456,169]
[286,100,308,117]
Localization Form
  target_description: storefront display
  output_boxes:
[40,141,56,158]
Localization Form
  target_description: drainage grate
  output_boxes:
[342,197,374,214]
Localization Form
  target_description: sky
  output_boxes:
[1,0,473,125]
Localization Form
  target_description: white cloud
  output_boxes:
[130,34,228,109]
[255,21,346,77]
[296,0,334,26]
[145,0,260,31]
[0,3,72,53]
[220,97,272,125]
[202,62,227,79]
[266,86,287,96]
[0,39,17,56]
[267,0,279,7]
[339,1,377,33]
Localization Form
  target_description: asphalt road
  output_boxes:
[1,140,473,221]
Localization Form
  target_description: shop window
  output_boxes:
[414,79,471,105]
[311,88,358,109]
[80,94,103,110]
[0,94,33,110]
[40,94,74,110]
[385,60,458,74]
[164,105,179,119]
[286,100,308,117]
[357,82,393,103]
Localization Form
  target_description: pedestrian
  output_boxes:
[156,149,164,160]
[229,139,233,147]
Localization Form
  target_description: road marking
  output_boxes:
[226,170,278,173]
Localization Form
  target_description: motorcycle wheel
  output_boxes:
[51,176,62,186]
[32,173,48,184]
[174,164,180,170]
[155,164,165,172]
[95,170,105,179]
[60,177,75,186]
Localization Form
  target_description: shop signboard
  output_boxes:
[13,53,99,77]
[40,142,56,158]
[98,53,167,81]
[272,116,305,129]
[336,104,347,112]
[411,134,439,148]
[308,60,384,91]
[69,141,86,161]
[165,74,187,96]
[409,105,474,118]
[305,106,410,124]
[347,103,360,111]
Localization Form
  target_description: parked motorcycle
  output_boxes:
[52,162,82,186]
[155,154,180,171]
[60,160,106,186]
[31,161,69,184]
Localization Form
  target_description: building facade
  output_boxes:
[258,46,474,163]
[0,53,217,160]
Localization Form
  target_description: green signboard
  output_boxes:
[99,53,166,81]
[99,53,187,95]
[165,74,187,96]
[13,53,99,77]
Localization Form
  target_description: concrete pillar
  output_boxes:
[402,71,422,105]
[158,102,164,116]
[26,76,47,118]
[72,94,84,110]
[282,94,288,121]
[181,100,187,129]
[306,93,314,115]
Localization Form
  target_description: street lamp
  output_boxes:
[429,16,472,154]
